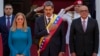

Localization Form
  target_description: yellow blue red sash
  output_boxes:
[38,14,63,56]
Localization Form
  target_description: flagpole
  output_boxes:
[96,0,100,56]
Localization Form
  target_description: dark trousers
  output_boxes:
[40,46,59,56]
[77,55,92,56]
[77,53,92,56]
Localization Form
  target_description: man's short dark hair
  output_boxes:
[4,4,13,8]
[43,1,54,8]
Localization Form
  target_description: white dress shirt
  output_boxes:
[45,15,53,33]
[6,15,13,26]
[81,17,88,32]
[46,15,53,24]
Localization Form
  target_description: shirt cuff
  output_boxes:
[47,28,50,33]
[34,9,37,12]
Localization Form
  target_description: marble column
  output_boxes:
[0,0,3,17]
[96,0,100,56]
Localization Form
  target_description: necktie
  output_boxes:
[82,20,86,32]
[7,16,10,30]
[47,18,50,24]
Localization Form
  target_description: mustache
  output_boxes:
[46,13,50,14]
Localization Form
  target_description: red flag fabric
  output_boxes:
[74,0,83,5]
[0,34,3,56]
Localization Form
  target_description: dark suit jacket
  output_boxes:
[26,11,40,44]
[69,17,99,55]
[0,15,14,49]
[34,15,66,55]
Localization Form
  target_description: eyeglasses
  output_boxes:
[80,10,88,12]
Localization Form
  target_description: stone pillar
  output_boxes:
[96,0,100,56]
[0,0,3,17]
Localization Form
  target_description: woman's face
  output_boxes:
[16,15,24,26]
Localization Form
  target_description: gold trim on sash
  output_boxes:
[38,14,57,56]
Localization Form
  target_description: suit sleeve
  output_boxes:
[34,18,49,39]
[60,22,66,52]
[26,10,36,19]
[69,20,75,53]
[94,20,99,53]
[22,27,32,55]
[8,30,18,56]
[0,20,2,33]
[0,26,1,33]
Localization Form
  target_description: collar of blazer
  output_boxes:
[77,17,91,33]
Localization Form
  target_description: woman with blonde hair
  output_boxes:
[8,12,32,56]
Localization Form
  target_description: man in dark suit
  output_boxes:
[34,1,66,56]
[26,5,43,44]
[0,4,14,56]
[69,5,99,56]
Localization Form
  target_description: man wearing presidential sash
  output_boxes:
[34,1,66,56]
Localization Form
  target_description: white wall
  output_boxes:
[0,0,3,17]
[96,0,100,56]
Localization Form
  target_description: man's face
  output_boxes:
[4,5,13,16]
[44,6,54,17]
[74,4,82,13]
[79,6,89,19]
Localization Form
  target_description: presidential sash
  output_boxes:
[38,14,63,56]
